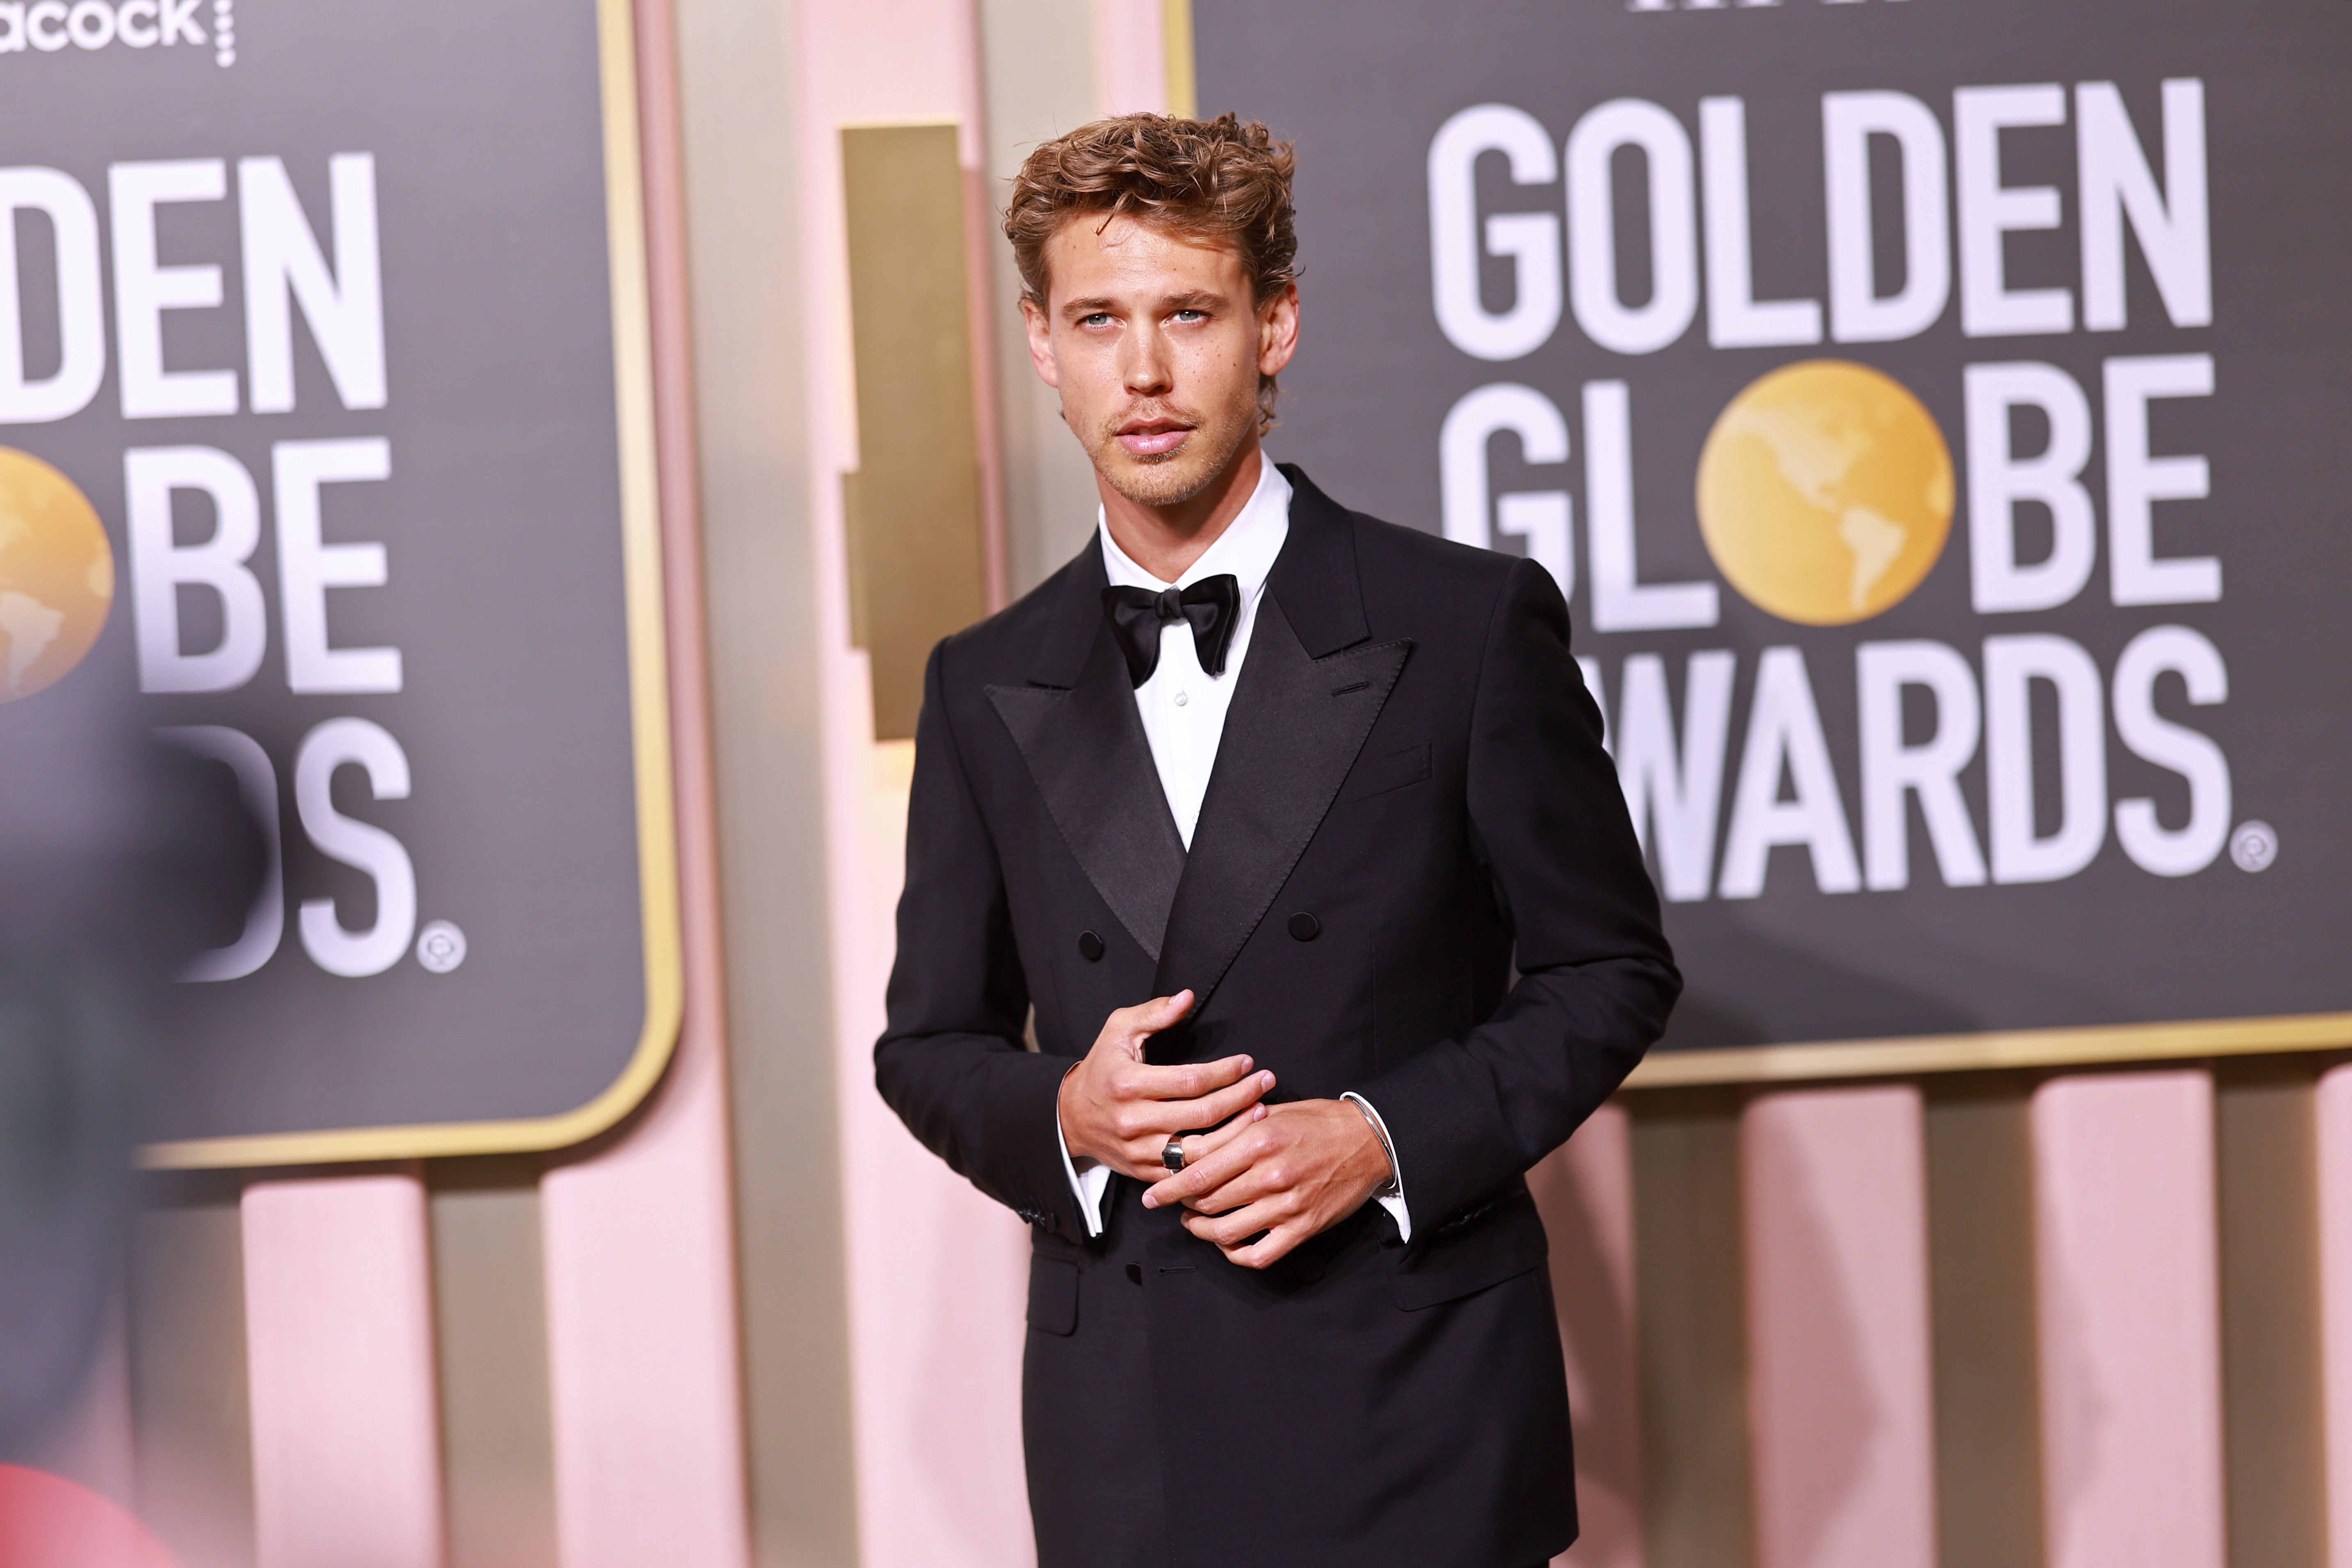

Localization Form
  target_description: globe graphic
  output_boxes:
[0,447,114,700]
[1695,360,1954,626]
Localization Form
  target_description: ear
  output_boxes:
[1257,281,1300,378]
[1020,298,1062,390]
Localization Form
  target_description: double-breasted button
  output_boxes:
[1287,911,1321,942]
[1077,929,1105,962]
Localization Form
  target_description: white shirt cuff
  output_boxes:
[1341,1091,1410,1242]
[1054,1109,1109,1238]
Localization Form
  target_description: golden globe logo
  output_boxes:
[0,446,114,699]
[1430,78,2260,901]
[1697,361,1954,627]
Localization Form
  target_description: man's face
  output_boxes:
[1021,215,1299,509]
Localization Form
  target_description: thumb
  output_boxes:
[1149,989,1196,1029]
[1126,989,1194,1045]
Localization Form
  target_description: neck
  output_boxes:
[1099,438,1263,584]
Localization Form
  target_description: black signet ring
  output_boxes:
[1162,1138,1187,1173]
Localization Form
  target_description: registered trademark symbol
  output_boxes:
[416,920,468,973]
[2229,821,2277,873]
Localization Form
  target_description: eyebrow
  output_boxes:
[1059,288,1233,320]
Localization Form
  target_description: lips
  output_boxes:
[1116,420,1192,458]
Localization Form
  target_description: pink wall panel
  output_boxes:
[241,1171,445,1568]
[539,1035,752,1568]
[1533,1101,1644,1568]
[2032,1071,2226,1568]
[1742,1087,1938,1568]
[792,0,1034,1564]
[2318,1063,2352,1568]
[537,0,753,1556]
[1093,0,1169,116]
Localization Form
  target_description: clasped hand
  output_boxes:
[1057,991,1395,1269]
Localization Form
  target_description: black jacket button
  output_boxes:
[1287,911,1320,942]
[1077,930,1105,962]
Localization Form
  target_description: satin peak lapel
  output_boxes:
[1153,596,1411,1007]
[987,627,1187,963]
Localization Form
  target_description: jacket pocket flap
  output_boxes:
[1337,741,1431,804]
[1387,1188,1547,1311]
[1027,1254,1079,1336]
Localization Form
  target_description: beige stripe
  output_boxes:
[1923,1078,2046,1568]
[2216,1062,2328,1568]
[1630,1089,1756,1568]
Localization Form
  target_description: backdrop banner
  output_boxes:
[0,0,678,1159]
[1194,0,2350,1079]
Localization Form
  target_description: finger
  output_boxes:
[1183,1103,1267,1163]
[1096,989,1196,1055]
[1155,1068,1275,1131]
[1220,1220,1304,1270]
[1121,1052,1260,1102]
[1170,1155,1295,1229]
[1139,1105,1267,1192]
[1140,1123,1270,1210]
[1180,1199,1290,1255]
[1155,1157,1261,1216]
[1130,988,1194,1036]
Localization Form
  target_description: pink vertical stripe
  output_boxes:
[537,0,752,1561]
[1534,1100,1644,1568]
[1742,1086,1937,1568]
[241,1170,444,1568]
[792,0,1034,1564]
[539,1030,751,1568]
[1093,0,1169,116]
[2032,1071,2225,1568]
[2317,1064,2352,1568]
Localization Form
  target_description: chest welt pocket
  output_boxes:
[1028,1254,1079,1336]
[1336,741,1431,806]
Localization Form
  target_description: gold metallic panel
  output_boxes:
[1163,0,1197,119]
[430,1160,559,1568]
[1923,1080,2046,1568]
[2215,1061,2329,1568]
[1630,1089,1756,1568]
[1626,1011,2352,1090]
[840,122,989,742]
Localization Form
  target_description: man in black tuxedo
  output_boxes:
[876,113,1679,1568]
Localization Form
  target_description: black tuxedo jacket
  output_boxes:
[877,466,1678,1568]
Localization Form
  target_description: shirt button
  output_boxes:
[1173,691,1189,707]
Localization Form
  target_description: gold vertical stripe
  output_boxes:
[2216,1061,2329,1568]
[431,1161,559,1568]
[1923,1079,2048,1568]
[839,123,990,742]
[139,0,685,1168]
[1630,1089,1756,1568]
[1162,0,1197,119]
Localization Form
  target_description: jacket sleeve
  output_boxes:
[873,639,1091,1244]
[1355,558,1681,1229]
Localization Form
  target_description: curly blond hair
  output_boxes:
[1005,113,1298,427]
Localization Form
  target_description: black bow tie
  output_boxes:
[1100,575,1242,688]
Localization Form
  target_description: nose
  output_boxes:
[1120,320,1174,398]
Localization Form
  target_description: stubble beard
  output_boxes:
[1085,392,1256,510]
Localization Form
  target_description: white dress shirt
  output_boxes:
[1054,461,1412,1242]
